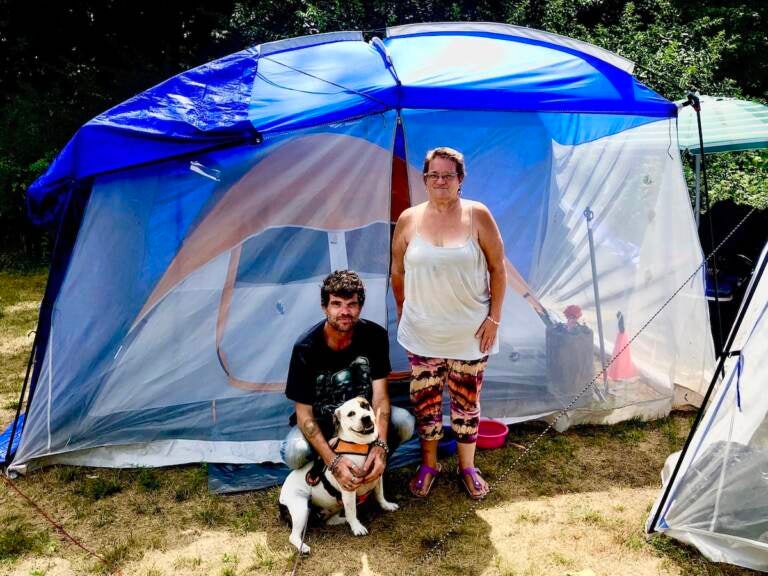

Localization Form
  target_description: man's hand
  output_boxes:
[360,446,387,484]
[332,457,363,491]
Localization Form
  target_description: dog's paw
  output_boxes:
[380,500,399,512]
[289,535,311,555]
[348,521,369,536]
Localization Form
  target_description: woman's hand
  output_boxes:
[475,316,499,354]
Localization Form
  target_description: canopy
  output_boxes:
[28,23,674,226]
[677,96,768,155]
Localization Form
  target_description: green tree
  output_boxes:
[1,0,765,265]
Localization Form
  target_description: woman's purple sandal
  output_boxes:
[409,464,441,498]
[458,467,489,500]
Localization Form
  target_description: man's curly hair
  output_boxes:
[321,270,366,308]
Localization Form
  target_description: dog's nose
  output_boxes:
[361,415,373,427]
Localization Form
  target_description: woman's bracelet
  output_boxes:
[486,315,500,326]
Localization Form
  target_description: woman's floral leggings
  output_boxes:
[408,353,488,443]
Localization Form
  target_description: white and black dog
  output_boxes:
[279,397,399,554]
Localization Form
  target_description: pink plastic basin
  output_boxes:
[476,418,509,449]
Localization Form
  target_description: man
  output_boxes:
[282,270,414,491]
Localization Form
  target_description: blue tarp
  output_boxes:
[0,414,24,465]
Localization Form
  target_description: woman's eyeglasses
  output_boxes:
[424,172,459,182]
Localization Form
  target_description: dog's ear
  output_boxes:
[333,408,341,433]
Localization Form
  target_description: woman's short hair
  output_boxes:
[422,147,466,179]
[321,270,366,307]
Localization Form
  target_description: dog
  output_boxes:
[279,397,399,554]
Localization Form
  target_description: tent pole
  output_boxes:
[694,154,701,228]
[3,336,37,467]
[648,242,768,533]
[584,208,609,397]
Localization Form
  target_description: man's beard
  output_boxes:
[328,315,357,332]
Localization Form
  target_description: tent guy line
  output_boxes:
[420,206,757,564]
[1,474,125,575]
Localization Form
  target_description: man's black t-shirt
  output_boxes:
[285,318,391,438]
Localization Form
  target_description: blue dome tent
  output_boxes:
[9,23,714,472]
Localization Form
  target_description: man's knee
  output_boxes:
[281,428,312,470]
[390,406,415,445]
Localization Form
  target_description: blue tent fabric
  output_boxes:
[0,414,24,465]
[27,26,674,226]
[383,31,673,116]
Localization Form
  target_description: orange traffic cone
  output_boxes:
[608,311,637,380]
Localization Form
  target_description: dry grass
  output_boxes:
[3,416,760,576]
[0,268,46,424]
[1,270,762,576]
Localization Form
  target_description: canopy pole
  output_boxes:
[694,154,701,228]
[648,242,768,534]
[584,207,608,396]
[685,92,724,354]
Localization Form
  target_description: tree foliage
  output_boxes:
[1,0,765,263]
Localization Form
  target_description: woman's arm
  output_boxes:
[475,203,506,353]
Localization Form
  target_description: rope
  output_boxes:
[422,206,756,563]
[1,474,124,575]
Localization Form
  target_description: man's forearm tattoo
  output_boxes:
[378,409,391,422]
[301,417,320,439]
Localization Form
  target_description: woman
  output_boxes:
[391,147,541,500]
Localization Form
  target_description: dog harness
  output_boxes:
[306,439,372,504]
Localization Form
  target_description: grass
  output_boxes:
[0,514,50,561]
[0,267,46,425]
[1,269,763,575]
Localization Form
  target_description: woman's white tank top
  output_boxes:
[397,204,498,360]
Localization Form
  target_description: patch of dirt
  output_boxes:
[7,530,294,576]
[478,487,679,576]
[8,556,76,576]
[126,529,292,575]
[3,301,39,315]
[0,333,34,357]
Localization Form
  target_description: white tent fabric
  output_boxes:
[648,241,768,571]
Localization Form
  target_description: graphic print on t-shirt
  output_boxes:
[314,355,373,424]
